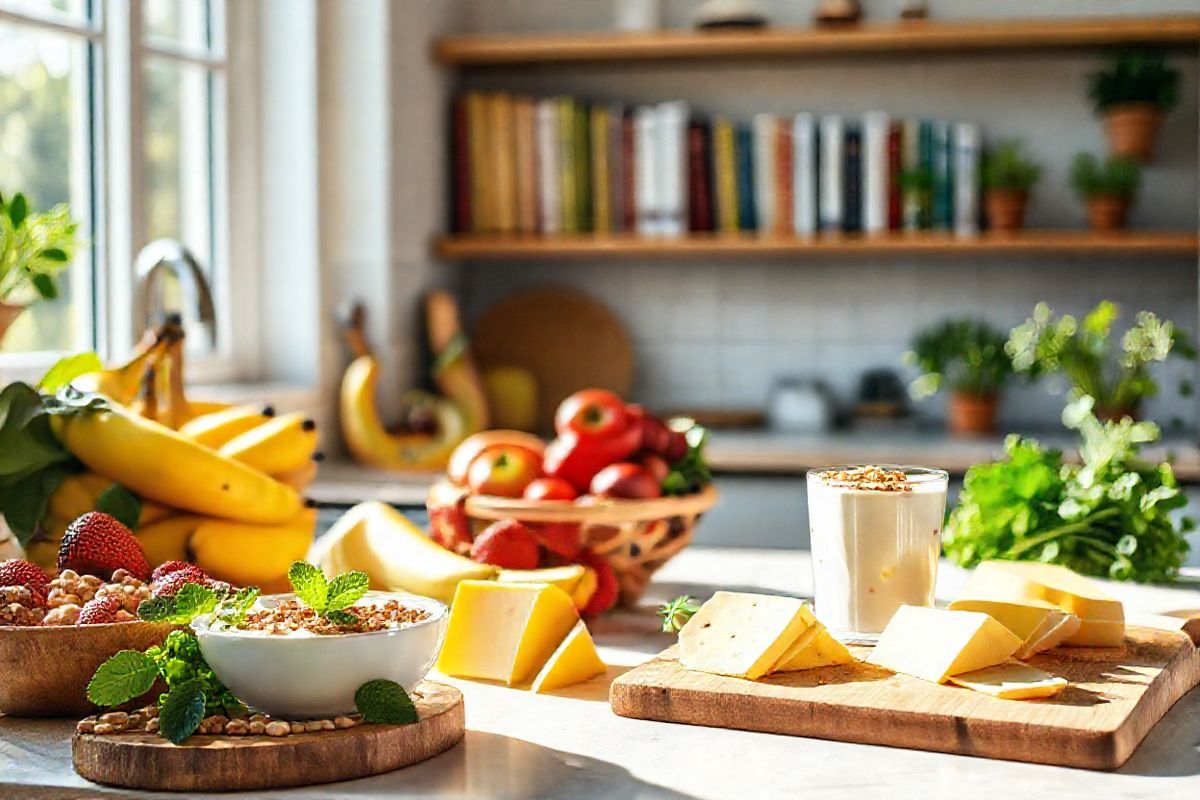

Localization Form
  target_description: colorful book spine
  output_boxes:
[887,122,902,231]
[608,103,625,233]
[558,97,578,235]
[687,122,714,232]
[901,119,921,231]
[621,111,636,232]
[465,92,489,233]
[591,105,611,234]
[657,101,688,238]
[451,97,471,233]
[819,115,844,232]
[775,117,792,236]
[918,120,934,230]
[514,97,538,235]
[842,122,862,234]
[862,111,889,235]
[574,102,592,233]
[490,93,517,234]
[752,113,776,235]
[791,113,817,237]
[634,105,659,235]
[713,116,738,233]
[931,119,953,232]
[536,98,562,235]
[953,122,981,238]
[735,125,756,232]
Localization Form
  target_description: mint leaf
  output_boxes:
[137,596,175,622]
[158,680,206,744]
[0,467,66,546]
[139,582,219,624]
[38,352,103,393]
[325,570,368,613]
[355,679,418,725]
[325,609,359,626]
[96,483,142,531]
[289,561,328,613]
[0,382,71,478]
[215,587,260,626]
[87,650,158,707]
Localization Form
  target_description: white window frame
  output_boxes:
[0,0,260,386]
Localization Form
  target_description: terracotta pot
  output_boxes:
[1086,194,1130,231]
[948,392,999,436]
[1104,103,1163,162]
[0,301,24,346]
[985,189,1029,232]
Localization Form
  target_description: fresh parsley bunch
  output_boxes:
[944,395,1192,582]
[661,421,712,496]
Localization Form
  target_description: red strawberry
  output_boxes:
[0,559,49,606]
[578,551,618,616]
[529,522,582,561]
[151,565,209,598]
[152,560,194,582]
[77,594,124,625]
[58,512,151,581]
[469,519,539,570]
[429,502,473,552]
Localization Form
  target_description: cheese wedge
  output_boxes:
[530,620,607,693]
[948,598,1081,659]
[497,564,586,597]
[867,605,1022,684]
[774,624,855,672]
[948,660,1068,700]
[437,581,579,686]
[679,592,817,680]
[962,561,1125,647]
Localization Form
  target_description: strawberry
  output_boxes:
[578,551,618,616]
[469,519,539,570]
[0,559,50,606]
[151,565,210,598]
[77,594,125,625]
[529,522,582,561]
[152,560,194,582]
[58,512,151,582]
[429,502,473,552]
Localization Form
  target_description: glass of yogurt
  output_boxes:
[807,465,948,644]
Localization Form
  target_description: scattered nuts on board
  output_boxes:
[78,707,368,739]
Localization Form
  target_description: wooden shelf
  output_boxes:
[434,231,1199,261]
[434,15,1200,66]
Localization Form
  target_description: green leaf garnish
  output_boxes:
[158,680,207,744]
[355,679,418,725]
[661,420,712,496]
[325,570,369,612]
[325,609,359,626]
[215,587,260,627]
[96,483,142,531]
[137,582,220,624]
[658,595,702,634]
[288,561,329,613]
[87,650,158,707]
[37,352,103,393]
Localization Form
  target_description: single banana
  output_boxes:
[340,354,467,471]
[134,515,203,566]
[51,405,303,525]
[46,474,99,522]
[180,400,235,422]
[71,336,172,406]
[179,404,276,449]
[272,459,319,492]
[190,507,318,589]
[138,501,173,527]
[219,411,318,475]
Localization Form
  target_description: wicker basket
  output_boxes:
[427,482,718,606]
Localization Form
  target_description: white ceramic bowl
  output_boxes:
[191,591,447,719]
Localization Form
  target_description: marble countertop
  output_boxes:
[5,548,1199,800]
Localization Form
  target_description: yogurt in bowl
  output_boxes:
[191,591,447,719]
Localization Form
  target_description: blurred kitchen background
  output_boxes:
[2,0,1198,563]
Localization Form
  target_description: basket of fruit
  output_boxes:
[427,390,717,612]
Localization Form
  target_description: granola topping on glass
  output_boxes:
[818,465,912,492]
[236,598,431,636]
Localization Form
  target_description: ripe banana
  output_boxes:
[190,508,318,589]
[51,405,303,525]
[71,336,172,406]
[218,411,318,475]
[181,400,235,421]
[273,459,319,492]
[307,501,495,603]
[134,515,201,566]
[46,474,99,522]
[179,404,276,449]
[340,355,468,471]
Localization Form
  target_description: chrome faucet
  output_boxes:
[133,239,217,349]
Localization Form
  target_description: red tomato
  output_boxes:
[523,477,579,501]
[543,423,642,493]
[590,463,662,499]
[555,389,631,439]
[466,445,542,497]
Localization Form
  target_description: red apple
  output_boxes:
[636,453,670,484]
[448,430,545,486]
[523,477,579,501]
[590,462,661,499]
[466,445,542,497]
[555,389,632,440]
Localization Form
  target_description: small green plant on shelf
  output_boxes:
[904,319,1016,435]
[1070,153,1141,230]
[1088,48,1179,161]
[982,141,1041,232]
[1005,300,1195,423]
[0,190,79,312]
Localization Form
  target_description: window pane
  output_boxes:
[0,0,86,22]
[0,22,92,354]
[143,0,212,53]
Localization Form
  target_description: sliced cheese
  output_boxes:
[530,620,607,693]
[679,592,817,680]
[867,605,1022,684]
[437,581,579,686]
[948,660,1068,700]
[771,623,822,671]
[947,598,1081,659]
[774,624,855,672]
[497,564,586,597]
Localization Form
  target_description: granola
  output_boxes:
[818,465,912,492]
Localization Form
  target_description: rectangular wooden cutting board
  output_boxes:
[610,626,1200,770]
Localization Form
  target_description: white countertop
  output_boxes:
[4,548,1199,800]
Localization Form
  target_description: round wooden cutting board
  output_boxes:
[72,681,464,792]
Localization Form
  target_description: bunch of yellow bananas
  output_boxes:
[33,326,322,590]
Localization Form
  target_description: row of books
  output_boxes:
[450,92,983,238]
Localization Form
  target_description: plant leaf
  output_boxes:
[7,193,27,228]
[158,680,207,744]
[38,352,103,393]
[0,467,66,545]
[96,483,142,531]
[325,570,369,613]
[140,582,220,624]
[355,679,418,725]
[31,273,58,299]
[288,561,328,613]
[87,650,158,707]
[39,247,68,262]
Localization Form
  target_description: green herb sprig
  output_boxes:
[355,679,418,725]
[661,421,712,496]
[288,561,368,617]
[659,595,702,633]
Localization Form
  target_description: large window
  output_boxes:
[0,0,229,367]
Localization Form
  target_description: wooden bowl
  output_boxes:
[0,621,175,717]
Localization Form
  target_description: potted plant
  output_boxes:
[0,191,79,344]
[1070,153,1140,231]
[1006,300,1194,423]
[981,140,1041,233]
[1088,48,1179,162]
[904,319,1015,435]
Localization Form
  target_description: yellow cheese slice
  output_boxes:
[437,581,579,685]
[774,624,855,672]
[867,605,1022,684]
[947,598,1080,659]
[530,620,607,693]
[496,564,586,597]
[962,561,1124,647]
[771,623,822,671]
[948,660,1068,700]
[679,592,817,680]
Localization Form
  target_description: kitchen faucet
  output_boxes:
[133,239,217,349]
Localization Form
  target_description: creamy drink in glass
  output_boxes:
[807,465,949,643]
